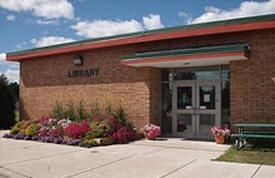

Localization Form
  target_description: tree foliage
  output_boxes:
[0,74,16,129]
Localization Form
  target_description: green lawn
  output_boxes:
[216,142,275,165]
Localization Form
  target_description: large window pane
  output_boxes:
[177,114,192,133]
[177,86,192,109]
[199,86,215,109]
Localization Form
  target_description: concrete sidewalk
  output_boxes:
[0,132,274,178]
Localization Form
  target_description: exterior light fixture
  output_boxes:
[73,55,83,66]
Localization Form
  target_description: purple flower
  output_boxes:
[41,136,50,142]
[24,136,31,140]
[3,133,11,138]
[53,137,62,144]
[71,139,82,145]
[32,136,39,140]
[45,137,54,143]
[66,141,74,145]
[14,133,25,139]
[79,141,91,148]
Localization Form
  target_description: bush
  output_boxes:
[5,101,137,148]
[76,102,89,122]
[51,101,89,122]
[52,102,65,119]
[90,120,111,138]
[63,103,77,121]
[0,74,16,129]
[49,127,63,137]
[25,123,41,137]
[80,139,99,147]
[64,120,90,139]
[112,127,136,144]
[10,120,25,134]
[84,129,95,140]
[113,107,132,128]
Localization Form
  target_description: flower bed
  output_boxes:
[3,102,137,148]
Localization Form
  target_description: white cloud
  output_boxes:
[190,0,275,24]
[6,14,15,21]
[0,53,19,67]
[36,19,60,25]
[71,14,164,38]
[142,14,164,30]
[15,42,27,49]
[0,0,74,20]
[0,53,6,61]
[1,69,19,83]
[31,36,75,47]
[178,12,193,24]
[0,53,19,82]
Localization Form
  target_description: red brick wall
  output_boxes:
[19,47,161,130]
[19,29,275,130]
[230,31,275,124]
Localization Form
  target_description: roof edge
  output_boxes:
[6,13,275,60]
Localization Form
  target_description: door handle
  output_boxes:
[186,106,192,109]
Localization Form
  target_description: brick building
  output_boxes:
[7,14,275,140]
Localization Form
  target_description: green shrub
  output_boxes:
[52,101,90,122]
[64,103,77,121]
[90,120,111,138]
[90,103,101,117]
[84,139,99,146]
[76,101,89,122]
[0,74,16,129]
[104,104,113,117]
[114,107,132,128]
[10,120,26,134]
[84,129,95,140]
[25,123,41,136]
[52,102,65,119]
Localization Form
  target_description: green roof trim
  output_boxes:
[121,43,249,61]
[7,13,275,56]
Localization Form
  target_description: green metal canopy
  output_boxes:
[121,43,249,67]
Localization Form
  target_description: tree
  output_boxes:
[0,74,16,129]
[9,82,19,101]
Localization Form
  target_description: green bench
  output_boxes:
[232,124,275,149]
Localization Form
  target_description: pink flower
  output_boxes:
[64,120,90,139]
[142,124,161,138]
[211,126,231,136]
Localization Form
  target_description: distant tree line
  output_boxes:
[0,74,19,129]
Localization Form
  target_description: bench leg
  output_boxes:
[235,137,244,149]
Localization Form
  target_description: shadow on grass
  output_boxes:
[215,139,275,166]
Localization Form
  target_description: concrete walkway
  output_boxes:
[0,132,275,178]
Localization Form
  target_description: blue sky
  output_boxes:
[0,0,274,82]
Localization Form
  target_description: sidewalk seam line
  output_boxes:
[64,154,136,178]
[1,149,83,166]
[133,143,226,153]
[251,164,262,178]
[0,166,31,178]
[159,159,197,178]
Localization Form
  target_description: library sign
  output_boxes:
[68,67,99,78]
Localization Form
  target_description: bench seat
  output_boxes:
[231,134,275,139]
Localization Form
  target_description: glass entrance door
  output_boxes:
[173,81,221,140]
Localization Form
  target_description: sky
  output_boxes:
[0,0,275,83]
